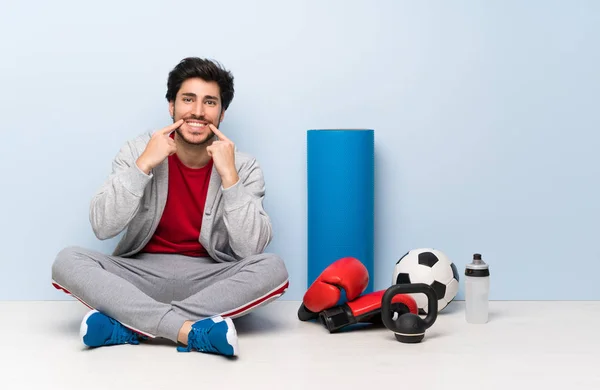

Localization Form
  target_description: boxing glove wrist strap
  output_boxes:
[319,305,354,332]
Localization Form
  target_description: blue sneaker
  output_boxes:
[177,316,239,356]
[80,310,142,348]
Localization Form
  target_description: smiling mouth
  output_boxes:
[185,121,208,129]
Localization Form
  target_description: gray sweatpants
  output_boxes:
[51,246,289,343]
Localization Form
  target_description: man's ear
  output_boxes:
[169,101,174,119]
[219,108,225,123]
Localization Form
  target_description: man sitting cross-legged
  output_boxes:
[51,57,289,357]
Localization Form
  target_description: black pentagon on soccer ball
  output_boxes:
[451,262,459,281]
[431,281,447,300]
[396,273,411,284]
[418,252,439,267]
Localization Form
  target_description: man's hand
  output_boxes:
[207,124,239,188]
[136,119,183,174]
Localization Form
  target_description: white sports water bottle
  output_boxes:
[465,253,490,324]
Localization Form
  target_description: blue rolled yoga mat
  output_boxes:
[307,129,374,294]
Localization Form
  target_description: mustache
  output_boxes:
[183,115,208,122]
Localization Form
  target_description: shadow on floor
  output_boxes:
[231,312,287,335]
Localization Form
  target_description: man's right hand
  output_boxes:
[136,119,184,174]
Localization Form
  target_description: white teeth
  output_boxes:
[187,122,206,128]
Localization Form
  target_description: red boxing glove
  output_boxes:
[318,290,418,333]
[298,257,369,321]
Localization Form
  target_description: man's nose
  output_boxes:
[193,101,204,117]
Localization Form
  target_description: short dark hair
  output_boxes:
[165,57,235,111]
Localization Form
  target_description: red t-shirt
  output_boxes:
[141,151,213,257]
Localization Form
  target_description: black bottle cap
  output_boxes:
[465,253,489,276]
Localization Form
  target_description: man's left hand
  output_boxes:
[207,124,239,188]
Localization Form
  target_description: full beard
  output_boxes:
[171,107,219,145]
[175,126,215,146]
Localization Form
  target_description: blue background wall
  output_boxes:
[1,0,598,301]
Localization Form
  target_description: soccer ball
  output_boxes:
[392,248,460,313]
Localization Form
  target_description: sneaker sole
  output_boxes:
[80,309,99,346]
[211,316,239,356]
[224,317,239,356]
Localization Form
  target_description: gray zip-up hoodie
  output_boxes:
[89,131,273,262]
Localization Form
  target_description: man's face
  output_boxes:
[169,77,225,146]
